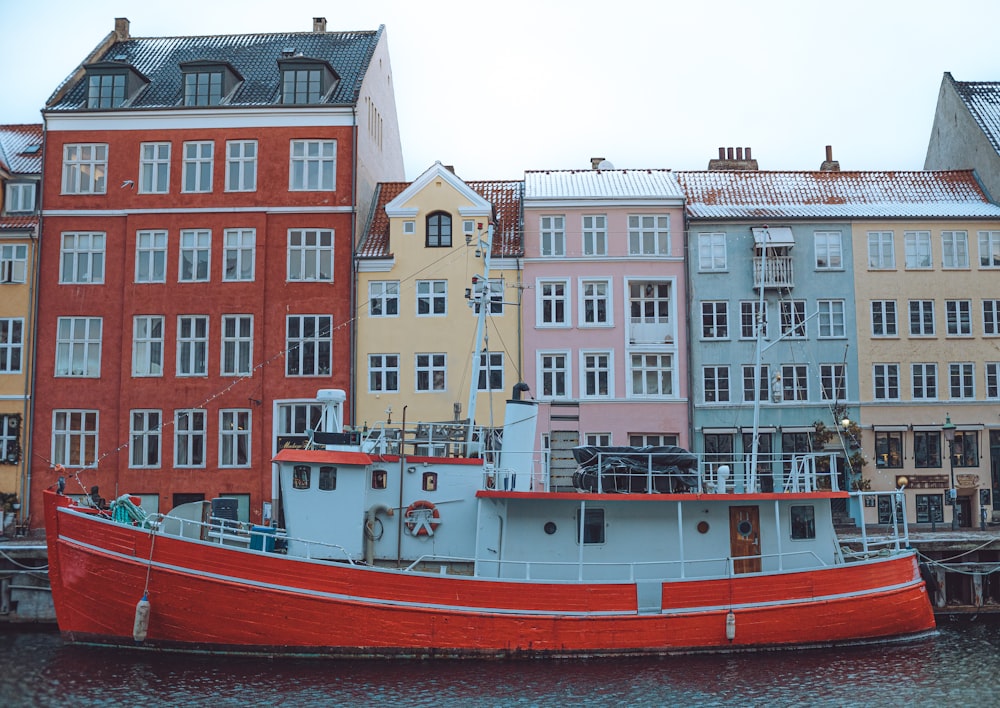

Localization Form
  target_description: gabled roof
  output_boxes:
[525,169,684,201]
[46,26,384,111]
[675,170,1000,219]
[358,179,523,259]
[948,74,1000,157]
[0,124,43,175]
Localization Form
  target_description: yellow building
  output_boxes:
[354,162,523,436]
[0,124,42,530]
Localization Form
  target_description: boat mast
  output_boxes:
[748,228,769,492]
[466,223,495,444]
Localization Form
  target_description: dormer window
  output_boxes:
[426,212,452,248]
[4,183,36,214]
[84,62,148,109]
[278,57,339,104]
[180,61,242,107]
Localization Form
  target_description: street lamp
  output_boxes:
[943,414,957,530]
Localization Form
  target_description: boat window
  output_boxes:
[790,505,815,539]
[372,469,387,489]
[292,465,310,490]
[422,471,438,492]
[578,508,605,544]
[318,466,337,491]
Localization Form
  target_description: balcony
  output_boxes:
[629,318,674,345]
[752,255,793,289]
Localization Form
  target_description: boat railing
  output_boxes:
[843,489,910,556]
[700,452,840,494]
[358,420,498,460]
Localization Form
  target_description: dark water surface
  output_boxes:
[3,619,999,707]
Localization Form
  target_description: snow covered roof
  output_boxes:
[525,169,684,202]
[0,124,43,175]
[951,76,1000,157]
[675,170,1000,219]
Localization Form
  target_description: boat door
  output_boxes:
[729,506,762,573]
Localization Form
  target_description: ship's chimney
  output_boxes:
[820,145,840,172]
[114,17,130,40]
[591,157,606,169]
[313,17,327,32]
[709,146,759,171]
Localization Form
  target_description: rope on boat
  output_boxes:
[109,494,150,527]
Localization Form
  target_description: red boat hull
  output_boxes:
[44,491,936,657]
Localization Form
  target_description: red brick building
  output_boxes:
[30,17,403,523]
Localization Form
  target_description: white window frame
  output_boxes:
[415,353,447,392]
[780,364,809,401]
[949,362,975,399]
[287,229,334,281]
[55,317,102,377]
[538,351,569,398]
[743,364,770,402]
[221,314,253,376]
[579,278,611,326]
[946,300,972,337]
[537,279,569,327]
[59,232,105,284]
[223,228,255,282]
[135,230,167,283]
[740,301,767,340]
[628,214,669,256]
[904,231,932,269]
[179,229,211,282]
[582,214,607,256]
[867,231,894,269]
[129,409,161,469]
[540,215,565,257]
[819,363,846,402]
[402,220,416,235]
[416,280,447,316]
[4,182,35,213]
[139,142,171,194]
[698,232,727,271]
[984,299,1000,336]
[817,299,846,338]
[62,144,107,194]
[219,409,251,468]
[289,139,336,191]
[871,300,898,337]
[174,409,206,468]
[132,315,164,377]
[814,231,842,269]
[978,231,1000,268]
[368,353,399,393]
[225,140,257,192]
[909,300,935,337]
[701,301,729,340]
[52,410,98,467]
[986,362,1000,400]
[0,318,24,373]
[911,363,938,400]
[477,351,505,392]
[286,315,331,376]
[369,281,400,317]
[703,365,730,403]
[182,141,214,193]
[780,300,807,339]
[177,315,209,377]
[630,353,674,397]
[873,363,900,401]
[580,350,613,398]
[941,231,969,269]
[0,244,28,283]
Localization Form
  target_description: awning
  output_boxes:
[752,226,794,247]
[701,427,738,434]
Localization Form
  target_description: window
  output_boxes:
[182,142,213,193]
[780,300,806,338]
[177,316,208,376]
[946,300,972,336]
[631,354,673,397]
[578,508,605,544]
[580,279,610,325]
[416,280,447,316]
[179,230,211,282]
[904,231,932,268]
[415,353,446,392]
[988,362,1000,399]
[871,300,897,337]
[60,232,105,284]
[538,280,568,326]
[911,363,938,400]
[628,215,669,256]
[743,364,769,402]
[52,410,98,467]
[292,465,311,490]
[55,317,102,377]
[183,70,223,106]
[87,73,125,108]
[319,466,337,491]
[139,142,170,194]
[478,351,504,391]
[226,140,257,192]
[740,301,767,339]
[698,232,727,271]
[0,244,27,283]
[471,278,504,315]
[5,183,35,213]
[222,229,255,281]
[582,215,607,256]
[873,363,900,400]
[463,220,475,237]
[220,409,251,467]
[62,144,107,194]
[132,316,164,377]
[582,351,611,397]
[277,403,323,449]
[817,300,846,338]
[942,231,969,268]
[175,410,206,467]
[984,300,1000,335]
[422,471,438,492]
[915,495,944,523]
[867,231,894,269]
[369,281,399,317]
[978,231,1000,268]
[372,469,388,490]
[286,315,331,376]
[630,282,670,327]
[0,319,23,373]
[540,216,565,257]
[585,433,612,447]
[426,212,452,247]
[402,220,415,235]
[130,410,161,468]
[0,416,20,463]
[949,430,979,468]
[908,300,935,336]
[135,230,167,283]
[781,364,808,401]
[368,354,399,393]
[819,364,846,402]
[287,229,333,281]
[539,352,568,398]
[282,67,323,103]
[913,431,941,468]
[949,362,975,399]
[704,433,734,472]
[631,433,679,447]
[289,140,336,191]
[703,366,730,403]
[790,506,816,540]
[701,301,728,339]
[814,231,842,269]
[221,315,253,376]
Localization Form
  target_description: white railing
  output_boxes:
[845,489,910,555]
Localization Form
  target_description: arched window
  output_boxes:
[426,212,452,247]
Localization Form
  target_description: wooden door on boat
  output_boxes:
[729,506,761,574]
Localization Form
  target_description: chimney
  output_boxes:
[591,157,606,170]
[820,145,840,172]
[313,17,327,32]
[114,17,130,40]
[708,146,759,171]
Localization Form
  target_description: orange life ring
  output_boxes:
[403,499,441,537]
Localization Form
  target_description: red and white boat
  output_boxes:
[43,386,935,657]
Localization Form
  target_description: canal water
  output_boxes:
[2,618,999,707]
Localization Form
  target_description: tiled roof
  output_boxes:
[358,180,524,259]
[951,75,1000,157]
[0,124,43,174]
[675,170,1000,219]
[0,215,39,232]
[47,27,383,111]
[525,169,684,200]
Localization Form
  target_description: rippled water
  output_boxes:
[3,618,1000,707]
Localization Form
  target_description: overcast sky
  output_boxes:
[2,0,999,180]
